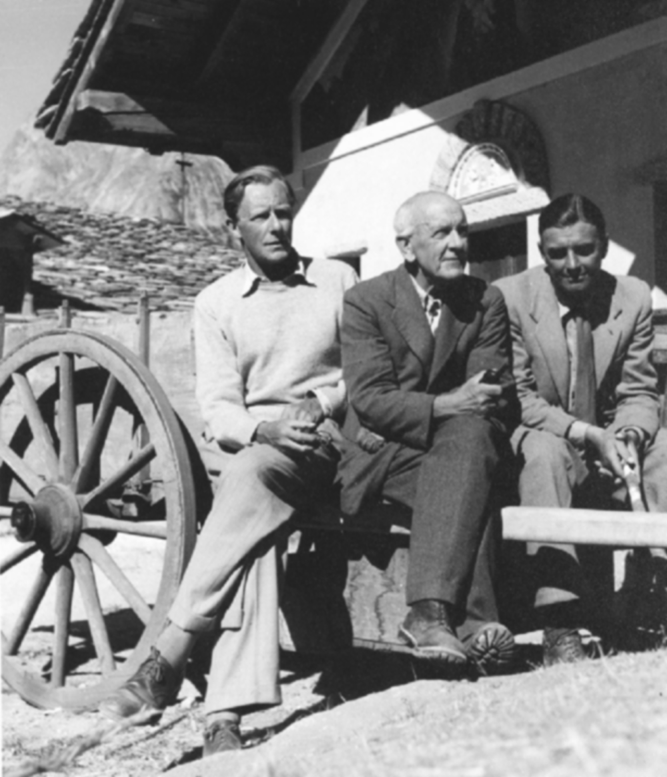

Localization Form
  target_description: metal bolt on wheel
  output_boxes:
[0,330,197,709]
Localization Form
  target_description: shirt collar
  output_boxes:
[241,255,314,297]
[409,274,430,305]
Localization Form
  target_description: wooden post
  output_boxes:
[59,299,71,329]
[137,292,150,367]
[0,305,5,360]
[130,292,151,508]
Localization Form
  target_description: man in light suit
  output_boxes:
[339,190,518,674]
[495,193,667,664]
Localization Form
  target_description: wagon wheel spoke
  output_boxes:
[73,375,118,494]
[0,541,38,574]
[51,564,74,688]
[58,351,79,483]
[5,559,57,655]
[70,552,115,675]
[80,443,156,511]
[79,534,152,625]
[82,513,167,540]
[0,439,44,495]
[12,373,59,480]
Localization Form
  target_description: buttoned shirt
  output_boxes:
[410,275,442,334]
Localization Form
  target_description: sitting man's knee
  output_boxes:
[519,430,572,474]
[218,443,284,486]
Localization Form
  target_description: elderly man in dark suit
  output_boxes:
[339,190,518,673]
[495,193,667,664]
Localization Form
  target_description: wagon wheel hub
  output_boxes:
[11,484,82,558]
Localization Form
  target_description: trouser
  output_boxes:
[514,426,667,610]
[380,415,504,640]
[167,439,337,715]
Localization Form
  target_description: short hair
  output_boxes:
[223,165,296,224]
[538,193,607,239]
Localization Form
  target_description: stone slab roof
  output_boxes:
[1,196,243,315]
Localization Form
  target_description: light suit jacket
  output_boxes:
[494,266,660,443]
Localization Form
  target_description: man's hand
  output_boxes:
[255,419,320,453]
[584,426,640,480]
[356,427,386,453]
[433,371,502,420]
[280,397,325,425]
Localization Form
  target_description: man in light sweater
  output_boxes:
[100,165,357,756]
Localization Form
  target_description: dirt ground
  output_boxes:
[4,646,667,777]
[3,528,667,777]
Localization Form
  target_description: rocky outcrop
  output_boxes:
[0,124,234,233]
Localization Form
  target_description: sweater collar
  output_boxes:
[241,255,315,297]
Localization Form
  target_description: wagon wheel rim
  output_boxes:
[0,329,197,709]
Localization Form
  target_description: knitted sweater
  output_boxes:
[194,256,358,449]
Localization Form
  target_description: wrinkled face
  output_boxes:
[402,198,468,289]
[232,180,294,274]
[540,220,606,300]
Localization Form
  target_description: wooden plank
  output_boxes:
[127,13,201,33]
[196,0,263,84]
[502,506,667,547]
[53,0,139,144]
[133,0,211,20]
[290,0,370,103]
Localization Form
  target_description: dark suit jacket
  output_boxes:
[339,264,517,515]
[494,266,660,443]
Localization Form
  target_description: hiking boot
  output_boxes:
[543,627,586,666]
[203,719,242,757]
[398,600,467,664]
[465,622,516,675]
[99,648,181,720]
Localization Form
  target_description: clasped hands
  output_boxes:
[355,371,502,453]
[432,370,503,420]
[255,398,329,454]
[584,425,642,481]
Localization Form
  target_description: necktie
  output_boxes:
[423,294,441,334]
[571,312,597,424]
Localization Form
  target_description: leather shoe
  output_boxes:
[203,719,242,757]
[99,647,181,720]
[465,622,516,675]
[543,627,586,666]
[398,600,467,664]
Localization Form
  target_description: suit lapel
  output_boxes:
[428,295,467,387]
[591,274,622,386]
[390,266,434,372]
[530,271,571,407]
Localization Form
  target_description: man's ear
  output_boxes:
[599,235,609,260]
[227,217,242,245]
[396,235,414,263]
[538,241,546,261]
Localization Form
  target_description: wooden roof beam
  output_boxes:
[73,89,266,138]
[290,0,370,104]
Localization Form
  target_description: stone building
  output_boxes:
[0,208,63,314]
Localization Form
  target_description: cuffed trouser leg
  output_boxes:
[204,536,286,715]
[515,428,592,608]
[405,415,500,610]
[166,442,335,711]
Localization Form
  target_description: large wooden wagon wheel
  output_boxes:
[0,329,197,709]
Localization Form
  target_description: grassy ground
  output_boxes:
[4,646,667,777]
